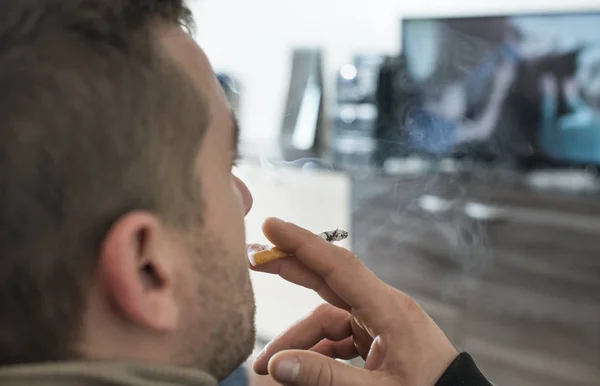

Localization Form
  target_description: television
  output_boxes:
[379,12,600,169]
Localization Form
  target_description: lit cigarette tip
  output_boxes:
[319,229,349,242]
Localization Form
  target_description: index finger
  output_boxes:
[262,218,394,330]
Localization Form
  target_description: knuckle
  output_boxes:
[295,235,311,254]
[312,303,349,324]
[319,247,359,280]
[398,291,423,316]
[334,246,361,267]
[311,278,327,295]
[311,362,334,386]
[338,246,358,261]
[313,303,334,317]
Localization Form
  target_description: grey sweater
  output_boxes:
[0,361,218,386]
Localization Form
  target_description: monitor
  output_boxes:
[394,12,600,168]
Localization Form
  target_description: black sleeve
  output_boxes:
[435,353,493,386]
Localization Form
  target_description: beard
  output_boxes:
[176,230,256,380]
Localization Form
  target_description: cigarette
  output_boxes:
[248,229,348,266]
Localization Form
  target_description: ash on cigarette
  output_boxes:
[320,229,349,243]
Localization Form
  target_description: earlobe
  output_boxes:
[98,211,180,332]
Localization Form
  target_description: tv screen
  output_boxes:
[394,12,600,167]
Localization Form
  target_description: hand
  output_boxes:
[251,218,458,386]
[491,60,516,99]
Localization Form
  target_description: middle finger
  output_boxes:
[250,255,349,310]
[262,218,396,333]
[253,304,352,375]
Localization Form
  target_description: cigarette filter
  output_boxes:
[248,229,348,266]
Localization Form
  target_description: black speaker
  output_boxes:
[280,48,326,161]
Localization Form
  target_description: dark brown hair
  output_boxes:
[0,0,207,364]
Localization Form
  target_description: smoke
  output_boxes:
[249,21,517,286]
[278,157,334,171]
[258,154,496,287]
[354,28,503,284]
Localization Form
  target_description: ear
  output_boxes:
[98,211,180,332]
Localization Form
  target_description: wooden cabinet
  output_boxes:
[352,172,600,386]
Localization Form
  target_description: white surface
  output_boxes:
[190,0,600,146]
[526,170,600,192]
[234,163,351,340]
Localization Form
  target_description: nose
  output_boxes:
[233,175,253,215]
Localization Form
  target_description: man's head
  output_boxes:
[0,0,255,380]
[576,45,600,109]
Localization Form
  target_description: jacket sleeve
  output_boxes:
[435,353,493,386]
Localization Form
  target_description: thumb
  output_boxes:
[267,350,378,386]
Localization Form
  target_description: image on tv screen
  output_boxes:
[397,13,600,166]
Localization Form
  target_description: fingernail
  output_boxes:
[274,357,300,383]
[267,217,285,223]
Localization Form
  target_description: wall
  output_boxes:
[189,0,600,147]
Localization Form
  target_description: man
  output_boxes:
[539,46,600,165]
[0,1,492,385]
[407,59,515,154]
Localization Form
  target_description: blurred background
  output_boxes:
[192,1,600,385]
